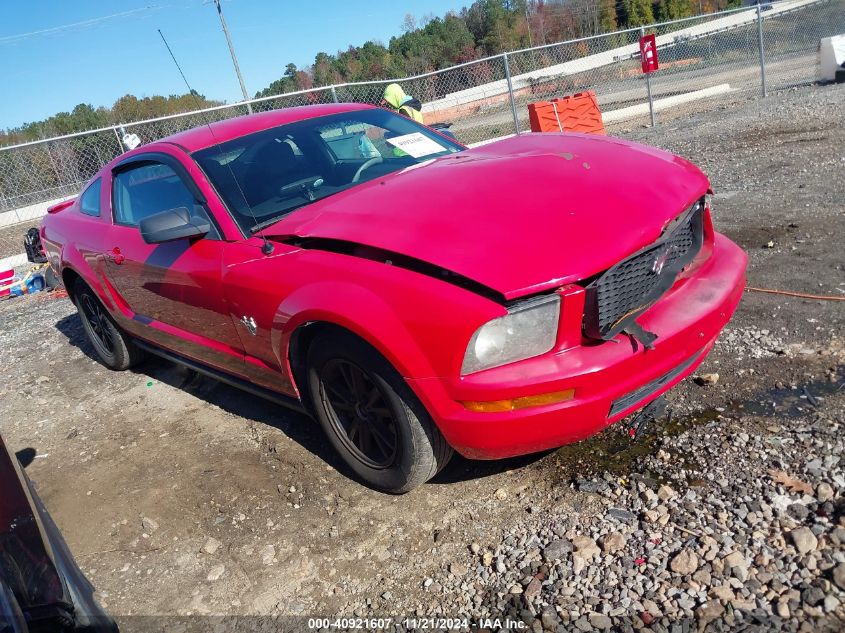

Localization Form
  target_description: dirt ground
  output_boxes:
[1,83,843,630]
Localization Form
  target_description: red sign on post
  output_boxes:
[640,34,659,73]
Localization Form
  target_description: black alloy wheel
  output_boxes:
[318,358,398,469]
[73,279,144,371]
[79,293,115,357]
[306,330,453,493]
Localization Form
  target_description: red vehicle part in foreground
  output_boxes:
[0,436,117,632]
[40,103,746,492]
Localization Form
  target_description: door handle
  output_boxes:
[107,247,125,265]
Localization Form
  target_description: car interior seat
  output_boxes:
[243,140,321,206]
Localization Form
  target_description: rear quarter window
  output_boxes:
[79,179,101,217]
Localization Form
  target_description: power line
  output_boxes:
[0,6,158,45]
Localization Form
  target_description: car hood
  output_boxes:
[264,133,710,300]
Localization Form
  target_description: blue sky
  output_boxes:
[0,0,463,129]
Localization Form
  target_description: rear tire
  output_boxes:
[306,331,452,493]
[74,280,143,370]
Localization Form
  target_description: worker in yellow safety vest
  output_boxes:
[382,83,424,123]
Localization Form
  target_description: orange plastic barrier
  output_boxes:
[528,91,606,135]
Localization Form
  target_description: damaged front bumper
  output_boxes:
[408,232,747,460]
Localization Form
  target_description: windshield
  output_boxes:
[192,108,464,234]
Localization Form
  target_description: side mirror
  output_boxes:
[139,206,211,244]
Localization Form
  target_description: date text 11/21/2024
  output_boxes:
[306,617,527,629]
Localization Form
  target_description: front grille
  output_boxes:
[583,199,705,340]
[609,350,701,418]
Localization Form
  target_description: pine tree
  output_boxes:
[599,0,618,31]
[621,0,656,26]
[657,0,695,20]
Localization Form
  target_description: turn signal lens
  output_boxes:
[462,389,575,413]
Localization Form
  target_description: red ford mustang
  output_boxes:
[41,103,746,492]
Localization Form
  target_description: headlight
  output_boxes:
[461,294,560,375]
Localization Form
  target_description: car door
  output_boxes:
[102,154,245,376]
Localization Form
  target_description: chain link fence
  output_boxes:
[1,0,842,266]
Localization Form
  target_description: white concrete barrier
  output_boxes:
[820,34,845,80]
[0,195,74,229]
[0,196,73,271]
[0,253,29,270]
[601,83,733,123]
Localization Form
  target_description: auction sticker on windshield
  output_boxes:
[386,133,447,158]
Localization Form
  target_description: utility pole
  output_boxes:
[524,2,533,49]
[213,0,252,114]
[538,2,545,44]
[524,1,535,70]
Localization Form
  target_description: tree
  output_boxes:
[656,0,695,20]
[254,62,315,98]
[401,13,417,33]
[599,0,618,31]
[620,0,656,26]
[390,14,475,72]
[0,92,220,147]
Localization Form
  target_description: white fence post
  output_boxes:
[757,4,768,97]
[502,53,521,135]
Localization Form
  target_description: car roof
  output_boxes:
[158,102,377,153]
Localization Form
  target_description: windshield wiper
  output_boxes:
[249,201,313,234]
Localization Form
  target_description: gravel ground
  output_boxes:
[1,83,844,632]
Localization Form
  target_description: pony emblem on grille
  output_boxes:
[583,199,705,341]
[651,245,676,275]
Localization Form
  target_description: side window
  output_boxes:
[79,179,101,217]
[112,163,198,227]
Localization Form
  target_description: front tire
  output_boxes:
[306,331,452,493]
[74,280,143,370]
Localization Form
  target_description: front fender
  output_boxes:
[274,280,436,380]
[223,246,503,396]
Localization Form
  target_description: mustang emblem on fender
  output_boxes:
[240,315,257,336]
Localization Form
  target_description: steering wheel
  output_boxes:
[278,177,322,199]
[352,156,383,183]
